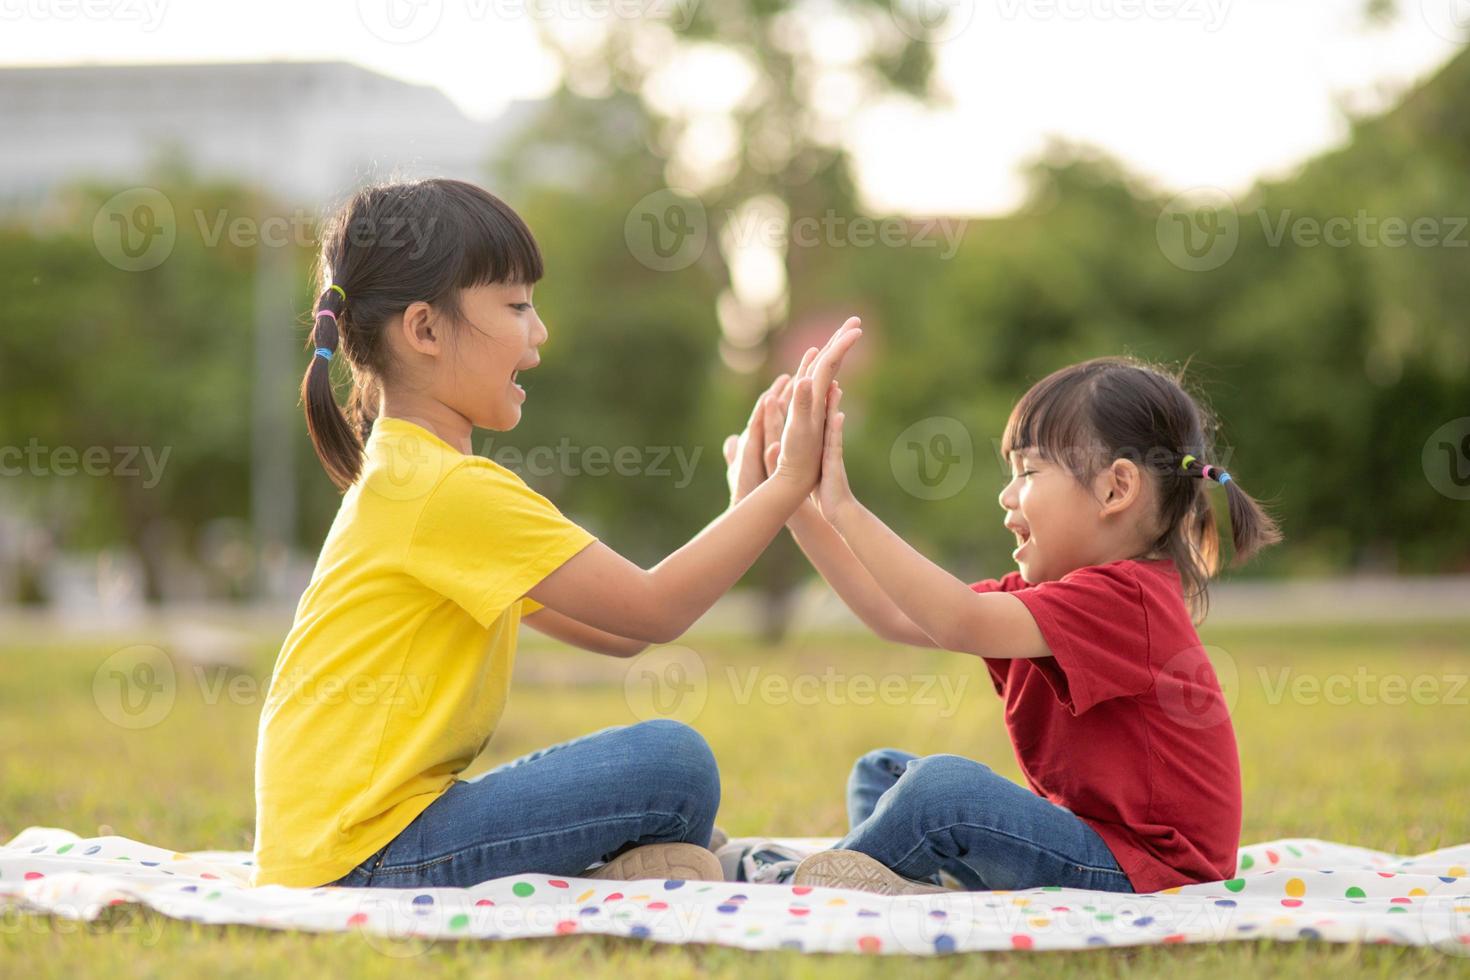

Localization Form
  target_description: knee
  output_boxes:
[850,747,915,784]
[889,754,995,810]
[625,720,720,807]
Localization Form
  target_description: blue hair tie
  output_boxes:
[314,347,333,361]
[1218,472,1232,486]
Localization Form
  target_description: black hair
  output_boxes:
[1001,356,1282,623]
[302,179,543,490]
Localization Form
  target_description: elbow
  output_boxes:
[927,620,972,656]
[607,638,652,658]
[641,620,686,646]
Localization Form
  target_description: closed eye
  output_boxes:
[511,302,534,312]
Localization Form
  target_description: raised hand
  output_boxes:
[772,318,862,490]
[723,373,791,505]
[815,382,856,523]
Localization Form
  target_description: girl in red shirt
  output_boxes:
[726,339,1281,895]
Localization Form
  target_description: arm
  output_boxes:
[521,606,648,658]
[526,321,863,644]
[786,501,939,648]
[723,341,936,648]
[816,396,1050,661]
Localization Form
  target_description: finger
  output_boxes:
[810,327,863,399]
[743,389,768,433]
[795,346,819,380]
[789,376,815,416]
[723,434,738,464]
[741,400,766,468]
[775,375,794,418]
[764,441,781,474]
[821,410,843,475]
[764,380,787,448]
[826,381,842,415]
[811,316,858,367]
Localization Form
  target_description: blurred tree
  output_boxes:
[512,1,952,636]
[0,173,316,602]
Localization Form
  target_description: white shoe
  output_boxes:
[793,849,947,895]
[584,843,723,882]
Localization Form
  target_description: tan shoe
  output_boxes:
[584,843,724,882]
[792,849,948,895]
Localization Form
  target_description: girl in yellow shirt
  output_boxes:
[252,178,861,890]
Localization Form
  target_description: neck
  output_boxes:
[378,389,475,455]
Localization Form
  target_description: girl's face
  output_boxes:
[998,449,1133,584]
[440,281,546,431]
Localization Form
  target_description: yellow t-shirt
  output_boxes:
[251,417,596,888]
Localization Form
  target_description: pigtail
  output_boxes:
[301,284,365,491]
[1220,477,1282,566]
[1178,454,1281,568]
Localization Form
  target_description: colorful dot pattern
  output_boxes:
[0,831,1466,955]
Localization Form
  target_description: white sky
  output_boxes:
[1,0,1462,215]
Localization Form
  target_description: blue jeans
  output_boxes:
[835,748,1134,893]
[331,720,721,888]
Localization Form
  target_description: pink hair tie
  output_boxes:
[317,309,337,321]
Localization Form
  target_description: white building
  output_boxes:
[0,60,543,606]
[0,60,537,212]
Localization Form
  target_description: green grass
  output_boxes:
[2,618,1468,977]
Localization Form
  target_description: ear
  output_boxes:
[396,300,441,357]
[1096,457,1144,518]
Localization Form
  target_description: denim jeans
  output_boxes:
[330,719,721,889]
[835,748,1134,893]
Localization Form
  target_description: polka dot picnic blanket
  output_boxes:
[2,828,1467,956]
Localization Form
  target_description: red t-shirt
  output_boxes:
[974,557,1241,893]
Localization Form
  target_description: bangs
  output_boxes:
[450,182,544,288]
[1001,361,1109,476]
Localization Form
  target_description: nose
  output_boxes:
[531,310,549,347]
[997,475,1019,512]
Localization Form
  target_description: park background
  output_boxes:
[1,0,1468,975]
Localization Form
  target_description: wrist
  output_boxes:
[827,496,864,534]
[768,466,813,505]
[787,497,823,531]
